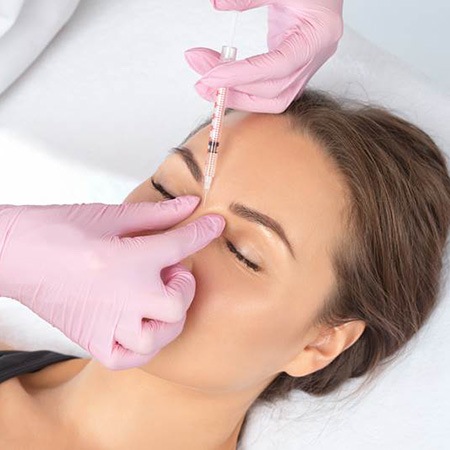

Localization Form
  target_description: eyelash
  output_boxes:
[150,178,261,272]
[151,179,176,200]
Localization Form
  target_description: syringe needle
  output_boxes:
[203,175,212,203]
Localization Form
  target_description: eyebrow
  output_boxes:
[169,146,202,183]
[170,146,296,259]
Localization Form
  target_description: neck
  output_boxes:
[43,359,267,450]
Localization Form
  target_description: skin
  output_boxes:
[10,111,366,449]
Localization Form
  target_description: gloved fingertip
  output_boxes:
[161,262,189,284]
[212,0,261,12]
[184,47,199,55]
[204,214,226,234]
[210,0,234,11]
[185,48,223,75]
[185,57,211,76]
[184,48,202,62]
[198,76,222,88]
[200,63,238,86]
[195,81,215,101]
[181,195,201,206]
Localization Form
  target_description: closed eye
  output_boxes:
[150,178,261,272]
[151,179,176,200]
[224,239,260,272]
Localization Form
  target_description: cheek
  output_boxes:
[143,242,307,392]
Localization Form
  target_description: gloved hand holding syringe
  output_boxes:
[201,0,344,194]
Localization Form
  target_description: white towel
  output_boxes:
[0,0,79,95]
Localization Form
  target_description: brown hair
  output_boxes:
[183,88,450,442]
[255,89,450,402]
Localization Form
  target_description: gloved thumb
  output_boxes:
[162,263,196,310]
[185,47,222,76]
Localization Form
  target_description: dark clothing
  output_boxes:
[0,349,80,384]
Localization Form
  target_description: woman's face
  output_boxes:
[123,112,349,392]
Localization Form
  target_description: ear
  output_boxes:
[282,320,366,378]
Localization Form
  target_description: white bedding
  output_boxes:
[0,1,449,449]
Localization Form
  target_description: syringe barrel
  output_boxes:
[208,88,228,143]
[220,45,237,62]
[207,46,236,145]
[204,146,218,179]
[203,45,237,191]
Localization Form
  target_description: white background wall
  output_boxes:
[343,0,450,92]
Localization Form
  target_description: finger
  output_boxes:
[210,0,272,12]
[184,47,222,76]
[106,196,200,237]
[194,80,217,102]
[187,49,302,101]
[114,311,184,357]
[222,68,303,99]
[195,80,303,113]
[140,263,196,324]
[199,32,308,88]
[141,214,226,268]
[227,82,304,113]
[103,341,163,370]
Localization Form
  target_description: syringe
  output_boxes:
[203,13,239,201]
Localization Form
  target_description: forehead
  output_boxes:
[183,112,349,261]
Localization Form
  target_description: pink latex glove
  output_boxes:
[185,0,344,113]
[0,197,225,370]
